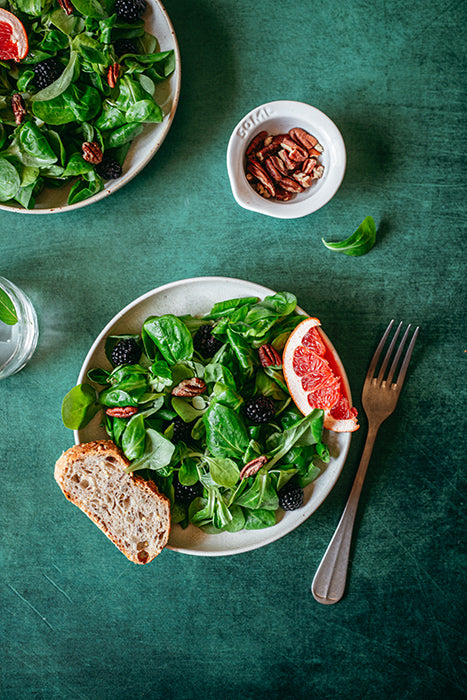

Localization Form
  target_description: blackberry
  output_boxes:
[96,154,122,180]
[115,0,147,22]
[110,338,141,366]
[33,58,64,89]
[113,38,139,56]
[193,324,223,357]
[244,396,275,425]
[170,416,193,443]
[278,483,304,511]
[173,474,202,504]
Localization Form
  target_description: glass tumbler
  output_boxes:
[0,277,39,380]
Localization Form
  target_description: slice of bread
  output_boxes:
[54,440,171,564]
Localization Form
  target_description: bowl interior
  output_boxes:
[242,116,330,204]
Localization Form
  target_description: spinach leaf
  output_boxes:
[9,122,58,168]
[50,9,86,35]
[234,471,278,511]
[244,509,276,530]
[0,158,20,202]
[67,172,103,205]
[121,413,146,460]
[87,367,110,384]
[203,402,249,459]
[322,215,376,256]
[171,396,205,423]
[61,383,99,429]
[62,153,94,177]
[212,490,233,530]
[207,456,240,489]
[106,122,143,147]
[224,505,246,532]
[206,296,259,320]
[71,0,105,18]
[126,99,162,123]
[143,315,193,365]
[178,457,200,486]
[267,410,323,468]
[126,428,175,472]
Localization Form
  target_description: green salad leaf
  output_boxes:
[322,216,377,256]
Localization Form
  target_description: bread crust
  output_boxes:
[55,441,171,564]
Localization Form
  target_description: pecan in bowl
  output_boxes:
[245,128,325,202]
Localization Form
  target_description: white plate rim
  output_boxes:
[0,0,181,215]
[74,276,352,556]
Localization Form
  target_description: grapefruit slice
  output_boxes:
[0,9,28,62]
[283,316,359,432]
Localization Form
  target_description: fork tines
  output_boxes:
[367,320,419,389]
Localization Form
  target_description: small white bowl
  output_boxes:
[226,100,346,219]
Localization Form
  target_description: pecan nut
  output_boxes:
[245,127,324,202]
[274,187,294,201]
[312,164,324,179]
[247,160,276,197]
[11,93,26,125]
[302,157,318,175]
[82,141,103,164]
[58,0,74,14]
[289,127,318,152]
[172,377,207,397]
[107,63,120,88]
[258,344,282,367]
[268,155,288,177]
[279,136,308,162]
[278,176,303,194]
[240,455,268,480]
[246,130,268,157]
[105,406,138,418]
[293,171,314,188]
[277,149,296,170]
[264,157,284,182]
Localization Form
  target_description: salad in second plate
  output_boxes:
[62,292,357,534]
[0,0,175,208]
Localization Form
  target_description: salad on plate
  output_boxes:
[0,0,175,208]
[62,291,358,535]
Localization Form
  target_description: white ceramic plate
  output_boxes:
[75,276,352,556]
[0,0,181,214]
[227,100,346,219]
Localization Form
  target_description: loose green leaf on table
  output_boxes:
[322,215,377,256]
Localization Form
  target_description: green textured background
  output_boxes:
[1,0,466,698]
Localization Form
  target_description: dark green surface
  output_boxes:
[1,0,466,698]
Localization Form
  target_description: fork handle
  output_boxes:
[311,423,380,604]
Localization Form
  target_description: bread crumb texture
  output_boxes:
[54,441,171,564]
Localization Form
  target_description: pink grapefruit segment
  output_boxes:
[283,316,359,432]
[0,9,28,62]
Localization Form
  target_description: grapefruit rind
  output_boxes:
[0,9,29,62]
[283,316,359,433]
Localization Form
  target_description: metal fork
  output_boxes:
[311,320,420,605]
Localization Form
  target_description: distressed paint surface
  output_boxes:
[0,0,465,698]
